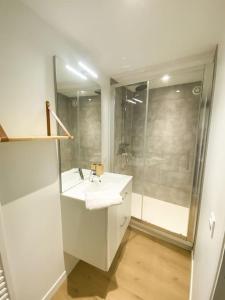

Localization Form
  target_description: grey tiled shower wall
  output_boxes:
[57,93,101,172]
[78,95,101,169]
[57,93,77,172]
[114,82,201,208]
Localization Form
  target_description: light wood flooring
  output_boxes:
[52,228,191,300]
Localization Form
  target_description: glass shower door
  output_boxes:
[113,82,147,219]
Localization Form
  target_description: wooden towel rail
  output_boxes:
[0,101,74,143]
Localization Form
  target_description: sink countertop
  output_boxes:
[61,169,132,202]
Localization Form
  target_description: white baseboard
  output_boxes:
[41,271,66,300]
[189,252,194,300]
[64,252,79,275]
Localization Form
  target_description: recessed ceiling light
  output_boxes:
[161,74,170,82]
[66,65,87,80]
[78,62,98,79]
[176,90,181,93]
[80,90,86,93]
[88,98,92,102]
[132,97,143,103]
[126,99,136,104]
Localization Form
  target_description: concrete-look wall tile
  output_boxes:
[57,93,101,171]
[114,82,201,208]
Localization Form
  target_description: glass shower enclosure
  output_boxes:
[112,61,215,247]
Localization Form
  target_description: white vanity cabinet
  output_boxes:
[107,182,132,267]
[61,173,132,271]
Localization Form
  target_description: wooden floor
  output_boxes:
[52,228,191,300]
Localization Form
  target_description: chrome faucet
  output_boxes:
[74,168,84,180]
[78,168,84,180]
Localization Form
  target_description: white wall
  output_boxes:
[213,240,225,299]
[0,1,109,299]
[191,40,225,300]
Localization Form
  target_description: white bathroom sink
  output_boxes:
[61,169,132,201]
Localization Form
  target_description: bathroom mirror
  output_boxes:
[54,56,101,192]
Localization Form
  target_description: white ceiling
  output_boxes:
[123,65,204,90]
[21,0,225,78]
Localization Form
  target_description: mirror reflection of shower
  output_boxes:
[54,56,102,193]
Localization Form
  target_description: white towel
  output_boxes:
[85,191,122,210]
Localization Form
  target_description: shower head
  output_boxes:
[94,89,101,95]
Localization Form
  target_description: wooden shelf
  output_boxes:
[0,101,74,143]
[0,136,73,142]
